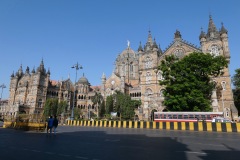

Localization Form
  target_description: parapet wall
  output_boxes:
[67,120,240,133]
[3,121,46,131]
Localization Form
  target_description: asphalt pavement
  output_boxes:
[0,125,240,160]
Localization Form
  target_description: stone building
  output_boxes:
[100,15,238,121]
[5,16,238,121]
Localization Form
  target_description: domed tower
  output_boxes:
[76,73,90,110]
[114,42,139,86]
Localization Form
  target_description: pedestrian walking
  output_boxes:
[53,115,59,135]
[47,116,54,134]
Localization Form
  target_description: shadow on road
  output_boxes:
[0,127,240,160]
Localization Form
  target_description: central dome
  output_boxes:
[120,47,136,57]
[78,75,89,85]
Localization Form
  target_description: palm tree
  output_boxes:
[91,92,103,118]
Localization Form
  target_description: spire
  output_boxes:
[158,44,162,55]
[37,59,46,73]
[25,66,30,74]
[47,68,50,75]
[31,66,35,73]
[147,30,153,44]
[207,15,219,39]
[220,22,228,34]
[11,71,14,77]
[144,30,153,51]
[101,72,106,80]
[152,38,158,48]
[199,27,206,40]
[138,41,143,52]
[18,64,23,77]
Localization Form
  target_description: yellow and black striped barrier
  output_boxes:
[66,120,240,133]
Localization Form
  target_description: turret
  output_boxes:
[174,30,182,41]
[206,15,220,40]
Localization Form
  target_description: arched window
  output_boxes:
[157,71,164,81]
[210,45,220,57]
[38,99,42,108]
[145,56,152,69]
[146,72,152,84]
[122,64,125,76]
[160,90,165,97]
[146,88,153,96]
[221,81,226,90]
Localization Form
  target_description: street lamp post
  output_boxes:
[71,62,83,120]
[0,84,6,100]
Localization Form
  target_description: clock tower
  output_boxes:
[199,15,237,119]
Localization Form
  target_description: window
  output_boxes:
[160,90,165,97]
[38,99,42,108]
[157,71,164,81]
[210,45,220,57]
[174,49,184,58]
[146,72,152,84]
[145,57,152,69]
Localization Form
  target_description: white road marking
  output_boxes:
[177,151,207,155]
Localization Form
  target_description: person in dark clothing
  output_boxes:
[47,116,54,134]
[53,115,59,134]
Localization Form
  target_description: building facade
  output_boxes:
[100,16,238,121]
[4,16,238,121]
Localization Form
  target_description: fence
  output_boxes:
[67,120,240,133]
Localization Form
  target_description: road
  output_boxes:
[0,126,240,160]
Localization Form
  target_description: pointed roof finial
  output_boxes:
[207,14,219,38]
[220,22,228,34]
[138,41,143,52]
[101,72,106,79]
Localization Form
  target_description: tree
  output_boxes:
[232,68,240,113]
[43,98,58,118]
[74,107,82,120]
[91,92,103,118]
[232,68,240,89]
[158,52,228,111]
[57,100,68,116]
[113,90,141,120]
[99,100,106,117]
[105,95,114,114]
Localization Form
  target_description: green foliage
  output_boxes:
[43,99,68,119]
[99,100,106,117]
[158,52,228,111]
[43,98,58,118]
[105,95,114,114]
[232,68,240,113]
[74,107,82,120]
[232,68,240,89]
[113,91,139,120]
[91,91,104,117]
[233,89,240,114]
[57,100,68,116]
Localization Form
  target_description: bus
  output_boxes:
[154,112,224,122]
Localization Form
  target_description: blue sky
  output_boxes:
[0,0,240,99]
